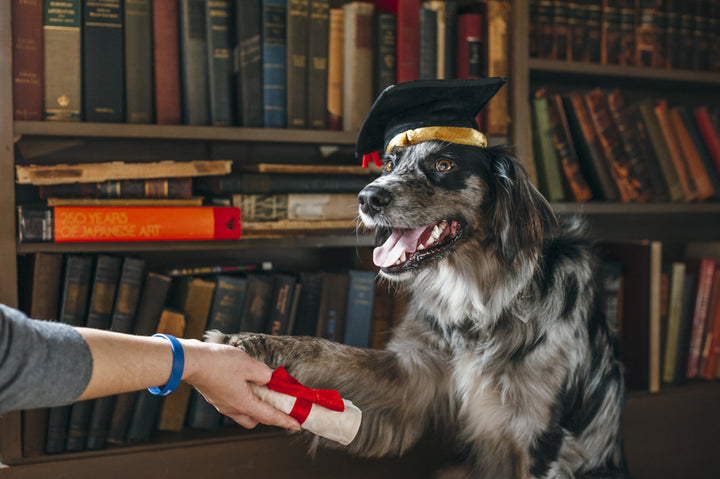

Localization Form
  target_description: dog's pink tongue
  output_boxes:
[373,227,426,268]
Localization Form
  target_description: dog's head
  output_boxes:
[358,141,556,282]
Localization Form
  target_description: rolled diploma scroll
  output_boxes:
[250,383,362,446]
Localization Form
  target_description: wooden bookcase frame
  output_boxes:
[2,1,720,476]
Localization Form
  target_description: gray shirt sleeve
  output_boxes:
[0,303,93,415]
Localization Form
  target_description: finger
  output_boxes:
[230,414,259,429]
[249,396,301,430]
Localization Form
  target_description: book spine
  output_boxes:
[687,260,717,378]
[233,194,289,221]
[263,0,288,128]
[678,0,695,69]
[180,0,209,125]
[39,178,193,200]
[307,0,330,129]
[374,13,397,98]
[618,0,635,65]
[291,272,323,336]
[419,6,438,80]
[12,0,43,121]
[567,0,588,61]
[326,8,344,130]
[537,0,554,58]
[669,108,716,200]
[343,271,375,348]
[702,271,720,379]
[553,0,570,61]
[45,254,93,454]
[235,0,263,127]
[124,0,153,123]
[153,0,182,125]
[667,0,683,68]
[18,206,242,242]
[287,193,359,220]
[196,173,371,194]
[286,0,309,128]
[585,0,602,62]
[531,93,566,201]
[692,0,712,70]
[396,0,421,83]
[267,274,298,335]
[342,2,374,132]
[653,101,697,200]
[485,0,511,136]
[315,272,350,342]
[239,275,274,332]
[443,2,457,79]
[636,0,657,67]
[694,106,720,173]
[456,13,483,79]
[43,0,81,121]
[206,0,235,126]
[66,255,123,452]
[679,107,720,197]
[602,0,622,64]
[82,0,124,123]
[711,0,720,71]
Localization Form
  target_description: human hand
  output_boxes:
[180,339,301,430]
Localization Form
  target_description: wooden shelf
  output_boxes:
[13,121,360,144]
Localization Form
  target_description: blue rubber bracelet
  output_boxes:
[148,334,185,396]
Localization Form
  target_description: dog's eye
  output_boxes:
[385,160,394,172]
[436,159,455,172]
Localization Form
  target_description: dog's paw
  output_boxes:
[205,331,283,367]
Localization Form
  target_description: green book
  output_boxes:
[43,0,81,121]
[532,94,565,201]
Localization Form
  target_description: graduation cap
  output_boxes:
[357,77,508,168]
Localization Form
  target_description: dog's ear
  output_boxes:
[485,147,557,264]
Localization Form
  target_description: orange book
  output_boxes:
[654,101,697,201]
[18,206,241,242]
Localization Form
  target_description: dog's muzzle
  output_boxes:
[358,185,392,219]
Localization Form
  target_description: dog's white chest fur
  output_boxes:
[452,353,508,435]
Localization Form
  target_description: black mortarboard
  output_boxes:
[356,77,507,167]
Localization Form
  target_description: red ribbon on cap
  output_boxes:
[361,151,382,168]
[266,367,345,424]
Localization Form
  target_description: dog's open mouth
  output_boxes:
[373,220,463,272]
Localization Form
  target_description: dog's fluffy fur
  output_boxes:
[207,142,628,478]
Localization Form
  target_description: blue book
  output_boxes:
[343,271,376,348]
[206,0,235,126]
[262,0,287,128]
[179,0,209,125]
[82,0,124,122]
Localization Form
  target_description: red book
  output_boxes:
[701,270,720,380]
[457,12,484,130]
[694,107,720,174]
[11,0,43,120]
[18,206,241,242]
[152,0,182,124]
[686,258,717,378]
[374,0,420,83]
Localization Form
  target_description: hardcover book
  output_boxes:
[43,0,81,121]
[326,8,344,130]
[375,0,420,83]
[153,0,182,124]
[195,173,369,195]
[82,0,124,123]
[342,2,375,132]
[262,0,288,128]
[38,178,193,200]
[206,0,235,126]
[240,274,275,333]
[287,0,309,128]
[12,0,43,120]
[485,0,511,136]
[180,0,209,125]
[315,272,350,342]
[124,0,153,123]
[419,6,437,80]
[267,274,298,335]
[343,270,376,348]
[235,0,263,127]
[307,0,330,129]
[373,12,397,98]
[291,272,324,336]
[531,91,565,201]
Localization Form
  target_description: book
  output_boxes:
[125,308,186,442]
[618,0,636,65]
[422,1,447,79]
[12,0,43,120]
[235,0,263,127]
[66,255,123,452]
[291,272,324,336]
[342,2,375,132]
[531,91,565,201]
[20,253,63,458]
[267,274,298,335]
[45,254,93,454]
[623,102,669,201]
[81,0,123,122]
[287,0,309,128]
[16,160,231,185]
[239,274,275,333]
[485,0,511,136]
[43,0,81,121]
[46,198,203,207]
[86,256,146,450]
[601,241,663,392]
[206,0,235,126]
[375,0,421,83]
[583,88,644,202]
[179,0,209,125]
[419,6,438,80]
[457,13,483,80]
[343,270,376,348]
[107,272,172,445]
[232,193,359,221]
[669,107,716,201]
[124,0,153,123]
[684,259,717,378]
[237,163,378,175]
[374,12,397,98]
[637,99,685,202]
[187,275,248,430]
[195,173,370,195]
[262,0,288,128]
[678,107,720,198]
[694,106,720,174]
[562,93,620,201]
[654,101,697,201]
[152,0,182,125]
[315,272,350,342]
[552,0,570,60]
[442,1,457,79]
[166,262,273,277]
[327,8,344,130]
[307,0,330,129]
[701,270,720,379]
[662,262,687,384]
[157,278,216,432]
[602,0,622,64]
[546,93,592,202]
[18,206,241,243]
[38,178,193,200]
[635,0,658,67]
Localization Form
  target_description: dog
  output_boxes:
[207,140,628,478]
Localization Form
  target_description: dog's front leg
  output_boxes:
[206,331,451,458]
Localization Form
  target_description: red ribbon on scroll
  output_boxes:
[361,151,382,168]
[266,367,346,424]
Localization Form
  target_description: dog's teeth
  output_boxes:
[400,252,407,262]
[418,243,425,250]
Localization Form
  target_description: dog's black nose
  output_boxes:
[358,186,392,217]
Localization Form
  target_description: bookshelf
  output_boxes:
[2,1,720,478]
